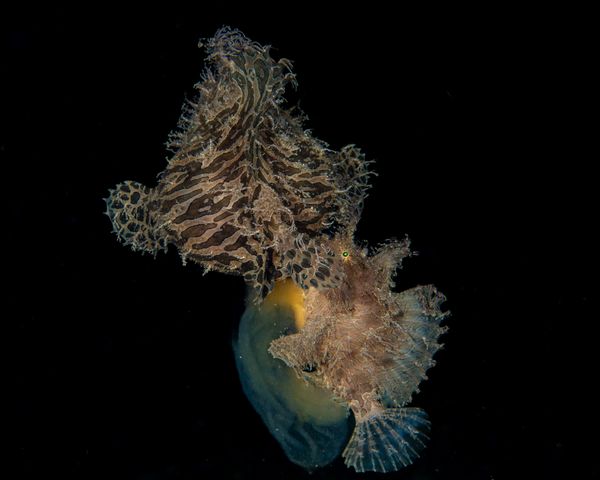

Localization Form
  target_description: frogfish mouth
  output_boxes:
[105,27,448,473]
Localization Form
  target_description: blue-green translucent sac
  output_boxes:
[233,301,352,470]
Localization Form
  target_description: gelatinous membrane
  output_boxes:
[234,280,351,469]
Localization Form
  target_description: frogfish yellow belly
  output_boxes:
[105,27,448,473]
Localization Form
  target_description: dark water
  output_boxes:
[4,6,595,479]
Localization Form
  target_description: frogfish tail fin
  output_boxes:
[342,407,430,473]
[104,181,166,255]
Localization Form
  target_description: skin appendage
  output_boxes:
[105,27,448,473]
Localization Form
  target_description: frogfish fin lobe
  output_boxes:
[342,407,430,473]
[104,180,166,255]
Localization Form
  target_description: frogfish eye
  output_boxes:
[342,251,349,258]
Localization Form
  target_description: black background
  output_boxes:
[4,5,596,480]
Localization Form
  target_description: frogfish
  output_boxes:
[105,27,448,473]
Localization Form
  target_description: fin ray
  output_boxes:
[342,407,430,473]
[378,285,449,406]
